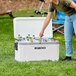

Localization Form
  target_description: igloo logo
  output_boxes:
[34,47,46,49]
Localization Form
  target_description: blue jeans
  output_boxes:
[64,14,76,57]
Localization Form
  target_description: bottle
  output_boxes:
[51,39,55,42]
[18,34,22,41]
[39,37,42,43]
[33,35,35,39]
[18,34,20,41]
[48,38,52,42]
[30,37,33,43]
[23,37,26,41]
[28,34,30,38]
[26,36,29,41]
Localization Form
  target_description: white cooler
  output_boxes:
[13,17,59,62]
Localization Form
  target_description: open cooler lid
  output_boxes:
[13,17,53,39]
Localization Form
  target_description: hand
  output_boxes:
[45,0,52,3]
[39,31,44,37]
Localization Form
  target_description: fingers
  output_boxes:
[39,33,44,37]
[45,0,52,3]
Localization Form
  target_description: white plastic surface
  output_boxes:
[15,43,59,62]
[13,17,53,39]
[14,17,59,62]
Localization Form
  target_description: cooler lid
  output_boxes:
[13,17,53,39]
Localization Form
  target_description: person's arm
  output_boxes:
[39,12,53,37]
[70,1,76,10]
[63,0,76,10]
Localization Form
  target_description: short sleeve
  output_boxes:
[64,0,72,7]
[48,3,55,12]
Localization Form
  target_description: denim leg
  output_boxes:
[73,15,76,35]
[64,16,74,57]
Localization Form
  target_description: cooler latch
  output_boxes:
[15,42,18,50]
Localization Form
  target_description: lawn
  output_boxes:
[0,11,76,76]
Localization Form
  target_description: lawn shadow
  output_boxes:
[72,58,76,61]
[0,17,13,19]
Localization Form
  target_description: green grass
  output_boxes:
[0,11,76,76]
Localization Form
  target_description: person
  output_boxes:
[39,0,76,61]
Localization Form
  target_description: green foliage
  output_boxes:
[22,7,33,13]
[0,11,76,76]
[53,10,57,20]
[13,11,42,17]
